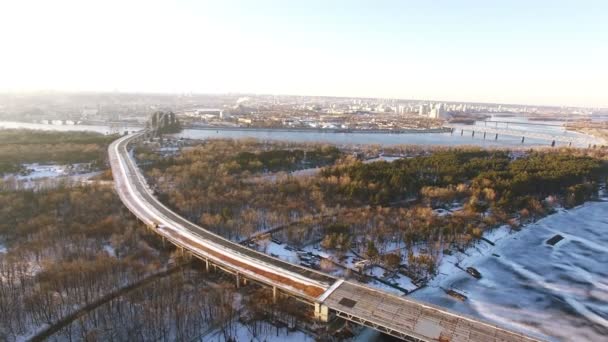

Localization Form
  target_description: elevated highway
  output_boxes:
[109,133,544,341]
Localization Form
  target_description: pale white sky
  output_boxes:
[1,0,607,107]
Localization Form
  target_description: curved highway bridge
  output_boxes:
[109,133,544,342]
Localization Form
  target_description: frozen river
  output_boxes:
[412,199,608,341]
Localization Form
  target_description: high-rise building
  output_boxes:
[429,103,447,119]
[418,104,427,116]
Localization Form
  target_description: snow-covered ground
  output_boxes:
[246,167,322,184]
[247,155,402,184]
[15,163,68,180]
[363,155,402,163]
[103,244,116,257]
[4,163,97,181]
[298,244,418,294]
[2,163,102,190]
[412,200,608,342]
[260,240,300,264]
[202,320,315,342]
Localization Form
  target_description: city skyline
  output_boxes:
[1,0,607,108]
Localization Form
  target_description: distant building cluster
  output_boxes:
[184,108,226,119]
[418,103,448,119]
[2,92,600,131]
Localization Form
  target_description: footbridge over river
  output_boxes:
[109,133,543,341]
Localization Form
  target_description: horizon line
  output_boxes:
[0,88,606,111]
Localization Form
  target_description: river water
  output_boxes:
[0,115,597,148]
[1,117,606,340]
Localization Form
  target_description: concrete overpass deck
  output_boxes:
[322,280,541,341]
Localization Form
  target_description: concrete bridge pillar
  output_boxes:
[314,302,329,322]
[272,286,277,303]
[205,259,210,272]
[236,272,240,288]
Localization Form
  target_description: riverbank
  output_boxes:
[412,196,608,341]
[567,127,608,146]
[184,124,451,134]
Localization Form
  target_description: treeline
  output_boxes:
[320,150,606,209]
[230,146,342,173]
[0,129,117,175]
[137,139,346,240]
[0,129,116,145]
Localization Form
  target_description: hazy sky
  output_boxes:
[1,0,607,107]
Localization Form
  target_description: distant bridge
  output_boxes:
[110,132,544,341]
[446,124,598,146]
[481,120,565,128]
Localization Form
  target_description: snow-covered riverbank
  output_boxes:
[412,198,608,341]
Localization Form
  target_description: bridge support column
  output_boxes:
[314,303,329,322]
[236,272,240,288]
[272,286,277,304]
[205,259,210,272]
